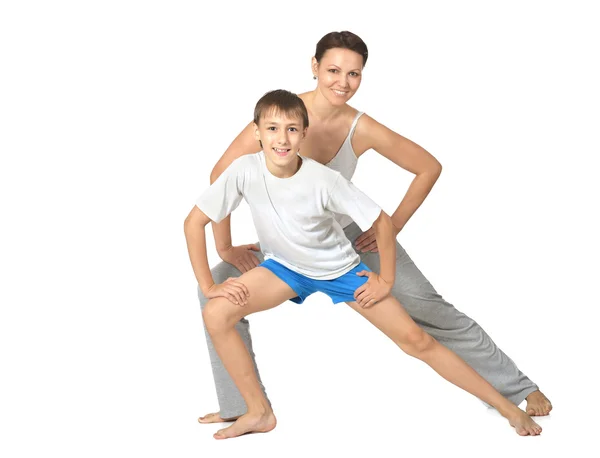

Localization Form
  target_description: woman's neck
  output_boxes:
[302,89,346,123]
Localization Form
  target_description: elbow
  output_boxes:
[374,211,393,230]
[183,214,193,235]
[431,159,442,179]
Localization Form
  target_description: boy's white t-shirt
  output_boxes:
[196,151,382,280]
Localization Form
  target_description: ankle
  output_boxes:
[246,403,272,417]
[496,403,522,418]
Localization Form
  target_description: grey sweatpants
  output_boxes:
[198,222,538,418]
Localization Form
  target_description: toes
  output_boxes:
[214,429,227,440]
[198,413,221,423]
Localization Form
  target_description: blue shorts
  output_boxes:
[259,259,371,304]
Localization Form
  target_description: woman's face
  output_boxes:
[313,48,364,106]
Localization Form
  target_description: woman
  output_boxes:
[197,31,552,426]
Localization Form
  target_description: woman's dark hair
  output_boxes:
[253,89,309,129]
[314,31,368,67]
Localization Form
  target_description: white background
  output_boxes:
[1,1,599,456]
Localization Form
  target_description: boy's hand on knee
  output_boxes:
[354,271,392,308]
[205,278,250,306]
[218,244,261,273]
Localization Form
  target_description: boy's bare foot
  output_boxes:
[506,409,542,436]
[213,411,277,440]
[526,390,552,416]
[198,412,240,424]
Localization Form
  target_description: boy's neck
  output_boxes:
[263,152,302,179]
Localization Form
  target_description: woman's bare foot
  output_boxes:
[213,411,277,440]
[506,408,542,436]
[198,412,239,424]
[526,390,552,416]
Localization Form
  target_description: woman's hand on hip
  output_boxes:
[354,225,400,253]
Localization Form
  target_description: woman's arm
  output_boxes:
[210,122,262,272]
[353,115,442,251]
[354,211,396,308]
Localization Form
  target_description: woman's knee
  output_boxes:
[399,328,435,357]
[212,261,243,283]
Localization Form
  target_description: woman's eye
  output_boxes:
[328,69,338,73]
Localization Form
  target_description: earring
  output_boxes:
[313,75,317,80]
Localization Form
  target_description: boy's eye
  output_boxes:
[288,127,297,132]
[267,127,276,131]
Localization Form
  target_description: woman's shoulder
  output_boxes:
[352,112,394,154]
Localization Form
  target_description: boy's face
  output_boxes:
[254,109,307,169]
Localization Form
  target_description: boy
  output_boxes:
[184,90,541,440]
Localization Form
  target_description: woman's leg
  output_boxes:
[203,267,298,440]
[343,223,551,415]
[345,296,541,435]
[197,248,270,422]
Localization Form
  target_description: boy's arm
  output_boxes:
[184,206,249,305]
[184,206,216,294]
[210,122,262,271]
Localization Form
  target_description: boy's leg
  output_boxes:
[344,296,542,436]
[344,223,550,416]
[203,267,297,440]
[198,250,269,422]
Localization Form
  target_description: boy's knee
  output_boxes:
[202,298,235,334]
[401,328,435,357]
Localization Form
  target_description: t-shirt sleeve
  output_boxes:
[195,159,245,223]
[326,175,382,231]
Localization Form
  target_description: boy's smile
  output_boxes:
[273,147,291,157]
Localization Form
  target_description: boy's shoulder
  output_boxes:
[231,151,262,167]
[301,156,341,182]
[224,152,262,176]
